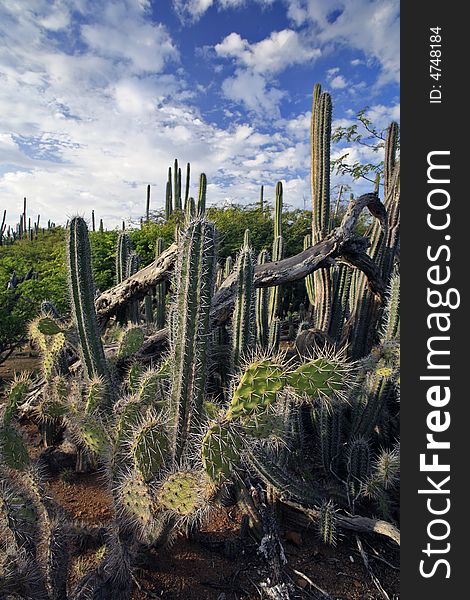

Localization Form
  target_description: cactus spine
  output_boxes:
[268,182,284,324]
[66,217,113,397]
[232,230,256,369]
[169,218,217,459]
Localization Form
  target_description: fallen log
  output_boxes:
[95,193,387,325]
[281,498,400,546]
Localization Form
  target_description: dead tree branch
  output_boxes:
[95,193,386,325]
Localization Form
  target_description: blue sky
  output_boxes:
[0,0,399,229]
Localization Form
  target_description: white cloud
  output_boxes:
[285,0,400,85]
[214,29,319,117]
[330,75,347,89]
[215,29,320,74]
[173,0,274,22]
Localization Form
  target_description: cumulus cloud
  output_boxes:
[286,0,400,85]
[214,29,320,117]
[215,29,320,74]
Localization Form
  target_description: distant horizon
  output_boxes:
[0,0,399,229]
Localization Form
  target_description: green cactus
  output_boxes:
[224,255,233,278]
[347,437,371,497]
[154,238,166,329]
[328,265,353,342]
[317,499,338,546]
[256,249,270,349]
[381,268,400,342]
[267,317,281,354]
[348,123,400,358]
[28,316,66,380]
[169,218,217,459]
[201,422,242,483]
[85,376,106,413]
[126,362,146,394]
[317,399,342,471]
[232,230,256,369]
[184,162,191,207]
[130,413,168,481]
[269,182,284,324]
[0,426,29,470]
[173,159,182,210]
[126,252,141,324]
[67,217,114,397]
[3,373,30,425]
[117,326,145,359]
[156,470,209,519]
[303,234,315,307]
[311,88,333,333]
[118,469,154,532]
[288,356,348,402]
[197,173,207,217]
[116,232,132,285]
[165,176,173,221]
[227,359,285,420]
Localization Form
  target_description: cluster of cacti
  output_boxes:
[163,159,192,220]
[0,199,55,245]
[1,83,400,597]
[301,83,400,363]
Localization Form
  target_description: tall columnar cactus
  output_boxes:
[268,318,281,354]
[303,234,315,306]
[66,217,113,396]
[256,249,270,348]
[116,232,132,285]
[174,159,182,210]
[126,252,141,325]
[224,256,233,278]
[328,265,353,342]
[268,182,284,324]
[197,173,207,217]
[311,86,333,332]
[348,123,400,357]
[381,269,400,342]
[232,230,256,369]
[154,238,166,329]
[184,162,191,207]
[169,218,217,460]
[185,196,196,225]
[259,185,264,211]
[165,167,173,220]
[146,184,151,223]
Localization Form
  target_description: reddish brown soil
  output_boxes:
[45,460,399,599]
